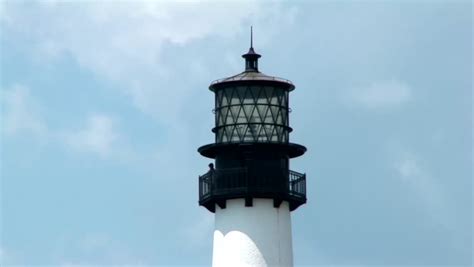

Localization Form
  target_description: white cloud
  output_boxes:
[79,233,110,251]
[1,84,47,137]
[0,2,296,168]
[181,210,214,246]
[393,149,455,230]
[55,233,144,266]
[62,114,119,158]
[1,83,129,159]
[0,1,290,121]
[345,80,412,109]
[1,2,249,113]
[397,157,422,178]
[0,246,18,266]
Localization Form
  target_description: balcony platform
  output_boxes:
[199,167,306,213]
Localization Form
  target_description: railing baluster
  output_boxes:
[199,167,306,202]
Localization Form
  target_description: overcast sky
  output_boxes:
[0,1,472,266]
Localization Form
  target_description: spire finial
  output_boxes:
[250,26,253,48]
[242,26,261,72]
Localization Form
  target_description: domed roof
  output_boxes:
[209,28,295,91]
[209,45,294,91]
[209,71,295,91]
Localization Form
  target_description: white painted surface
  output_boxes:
[212,198,293,267]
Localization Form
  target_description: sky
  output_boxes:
[0,1,472,266]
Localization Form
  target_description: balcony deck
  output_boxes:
[199,167,306,212]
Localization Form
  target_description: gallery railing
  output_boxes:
[199,167,306,202]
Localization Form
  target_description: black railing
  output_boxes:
[289,170,306,197]
[199,167,306,204]
[199,167,248,200]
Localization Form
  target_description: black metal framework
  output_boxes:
[198,37,307,213]
[199,168,306,212]
[214,85,290,143]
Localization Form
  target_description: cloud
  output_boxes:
[393,149,454,230]
[1,1,297,167]
[397,157,422,178]
[54,233,145,266]
[180,210,214,247]
[0,246,19,266]
[1,1,259,117]
[345,80,412,109]
[1,84,47,137]
[0,1,292,122]
[62,114,119,158]
[1,83,129,160]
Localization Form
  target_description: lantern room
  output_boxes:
[212,81,292,143]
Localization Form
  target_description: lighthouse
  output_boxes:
[198,30,307,267]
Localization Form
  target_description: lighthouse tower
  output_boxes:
[198,30,307,267]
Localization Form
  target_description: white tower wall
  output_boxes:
[212,198,293,267]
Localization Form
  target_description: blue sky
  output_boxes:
[0,1,472,266]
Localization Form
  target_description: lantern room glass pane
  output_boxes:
[230,90,239,105]
[242,87,254,104]
[275,109,284,125]
[216,90,223,109]
[214,86,290,144]
[256,87,267,104]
